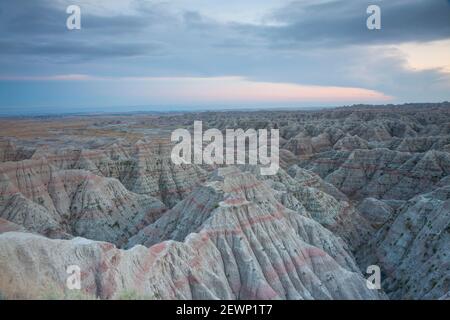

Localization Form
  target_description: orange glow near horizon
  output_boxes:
[148,76,393,103]
[0,75,393,104]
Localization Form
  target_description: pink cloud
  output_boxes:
[131,76,392,103]
[0,74,392,104]
[177,77,392,103]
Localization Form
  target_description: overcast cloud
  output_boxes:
[0,0,449,113]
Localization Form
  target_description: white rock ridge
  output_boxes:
[0,167,384,300]
[0,158,166,245]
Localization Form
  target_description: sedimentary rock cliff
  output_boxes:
[357,184,450,299]
[0,158,166,245]
[0,167,383,300]
[33,139,207,208]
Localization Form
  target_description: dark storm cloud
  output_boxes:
[0,0,170,60]
[0,0,449,106]
[2,0,448,61]
[262,0,450,47]
[0,1,157,34]
[0,39,162,59]
[0,1,65,35]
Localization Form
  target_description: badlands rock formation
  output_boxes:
[0,157,166,245]
[357,185,450,299]
[0,140,34,162]
[32,139,207,208]
[0,167,382,300]
[0,102,449,299]
[304,148,450,201]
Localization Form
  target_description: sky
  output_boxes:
[0,0,449,115]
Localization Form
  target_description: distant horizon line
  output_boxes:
[1,101,449,118]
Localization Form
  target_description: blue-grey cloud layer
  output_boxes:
[0,0,449,111]
[266,0,450,45]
